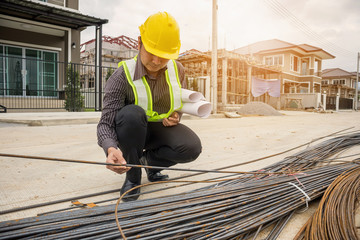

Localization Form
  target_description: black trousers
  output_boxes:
[115,105,202,183]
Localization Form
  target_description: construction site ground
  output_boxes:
[0,110,359,239]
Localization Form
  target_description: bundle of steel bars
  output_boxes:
[0,132,359,239]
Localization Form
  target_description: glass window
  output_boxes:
[0,44,58,97]
[43,52,57,96]
[321,80,329,85]
[26,49,41,96]
[265,56,273,65]
[6,46,23,96]
[0,46,3,96]
[291,55,300,72]
[333,79,345,85]
[264,55,283,66]
[274,55,283,65]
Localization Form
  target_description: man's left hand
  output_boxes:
[162,112,180,127]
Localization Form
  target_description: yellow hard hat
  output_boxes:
[139,12,181,60]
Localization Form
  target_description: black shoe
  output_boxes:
[147,171,169,182]
[120,178,140,202]
[139,156,169,182]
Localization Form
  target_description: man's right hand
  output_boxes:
[106,147,131,174]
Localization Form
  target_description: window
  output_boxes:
[333,79,345,85]
[264,55,283,66]
[300,87,308,93]
[321,80,329,85]
[290,55,300,72]
[265,56,273,65]
[274,55,283,65]
[0,44,58,97]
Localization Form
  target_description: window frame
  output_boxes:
[263,54,284,67]
[290,54,301,73]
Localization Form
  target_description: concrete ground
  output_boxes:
[0,110,359,239]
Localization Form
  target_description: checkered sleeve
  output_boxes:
[97,66,127,154]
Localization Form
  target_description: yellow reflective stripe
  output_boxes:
[141,76,153,112]
[148,113,168,122]
[133,76,148,112]
[172,60,183,110]
[121,60,138,105]
[165,69,174,114]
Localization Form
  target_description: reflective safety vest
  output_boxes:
[118,56,183,122]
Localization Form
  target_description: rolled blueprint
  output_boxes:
[180,101,212,118]
[181,89,205,103]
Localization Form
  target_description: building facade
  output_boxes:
[234,39,335,94]
[0,0,107,111]
[321,68,357,110]
[321,68,357,98]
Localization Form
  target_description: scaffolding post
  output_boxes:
[247,66,252,103]
[355,52,359,111]
[211,0,218,114]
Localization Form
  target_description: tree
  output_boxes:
[64,64,84,111]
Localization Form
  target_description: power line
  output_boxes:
[263,0,355,58]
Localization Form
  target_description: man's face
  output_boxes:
[139,43,169,76]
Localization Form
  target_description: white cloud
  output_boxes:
[80,0,360,71]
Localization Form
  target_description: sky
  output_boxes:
[79,0,360,72]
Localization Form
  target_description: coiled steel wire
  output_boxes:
[294,166,360,240]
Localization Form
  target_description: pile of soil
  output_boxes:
[237,101,282,116]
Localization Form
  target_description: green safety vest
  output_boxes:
[118,56,183,122]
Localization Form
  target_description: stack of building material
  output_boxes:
[0,132,359,239]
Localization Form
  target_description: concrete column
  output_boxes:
[336,93,339,112]
[322,93,327,110]
[316,93,321,108]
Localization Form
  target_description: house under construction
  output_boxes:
[178,49,282,111]
[80,35,138,68]
[79,35,138,90]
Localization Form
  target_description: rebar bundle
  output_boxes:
[294,166,360,240]
[0,132,359,239]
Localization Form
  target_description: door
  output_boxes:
[4,46,23,96]
[0,44,58,97]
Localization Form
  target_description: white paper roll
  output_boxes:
[181,89,205,103]
[180,101,212,118]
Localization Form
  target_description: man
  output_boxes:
[97,12,202,201]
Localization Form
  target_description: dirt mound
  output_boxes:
[237,101,282,116]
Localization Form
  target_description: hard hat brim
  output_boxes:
[142,41,180,60]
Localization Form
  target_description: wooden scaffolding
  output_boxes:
[178,49,282,111]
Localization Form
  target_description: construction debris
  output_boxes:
[223,112,242,118]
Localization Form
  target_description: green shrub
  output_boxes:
[64,65,84,112]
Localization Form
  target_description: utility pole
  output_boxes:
[211,0,218,114]
[356,52,359,111]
